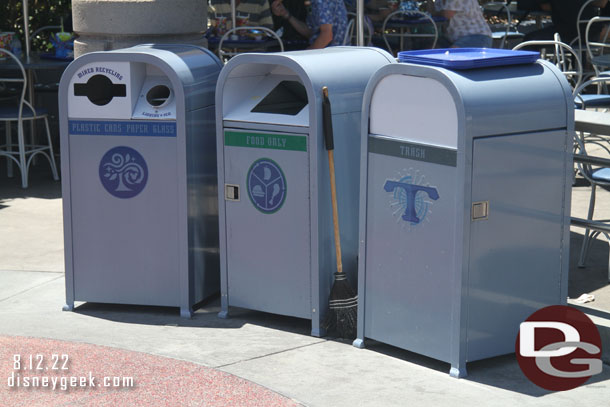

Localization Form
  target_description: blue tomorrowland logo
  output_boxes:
[247,158,287,214]
[99,146,148,199]
[384,173,439,225]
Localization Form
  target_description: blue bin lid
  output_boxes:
[398,48,540,70]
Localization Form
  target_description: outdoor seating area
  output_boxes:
[0,0,606,188]
[204,0,556,58]
[4,0,610,405]
[0,5,72,189]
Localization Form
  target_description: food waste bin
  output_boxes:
[216,47,394,336]
[59,44,222,317]
[353,49,574,376]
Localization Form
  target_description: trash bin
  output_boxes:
[216,48,394,336]
[353,49,574,376]
[59,44,223,317]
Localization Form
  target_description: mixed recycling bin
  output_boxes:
[59,44,222,317]
[353,50,574,376]
[215,47,394,336]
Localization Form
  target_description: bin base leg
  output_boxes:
[180,307,193,319]
[310,326,326,337]
[218,310,229,319]
[62,303,74,312]
[352,338,365,349]
[449,365,467,378]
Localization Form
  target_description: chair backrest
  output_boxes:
[573,75,610,110]
[217,26,284,63]
[483,1,524,49]
[513,39,583,89]
[0,48,31,123]
[382,10,438,56]
[344,11,374,46]
[344,19,355,46]
[585,16,610,74]
[572,77,610,182]
[574,0,599,51]
[30,25,62,48]
[573,123,610,186]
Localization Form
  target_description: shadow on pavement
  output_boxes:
[571,303,610,320]
[344,340,610,397]
[569,232,610,310]
[466,353,610,396]
[72,296,312,336]
[0,163,61,203]
[356,339,449,374]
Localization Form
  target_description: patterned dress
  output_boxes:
[307,0,348,46]
[435,0,492,43]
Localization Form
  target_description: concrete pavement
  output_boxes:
[1,164,610,406]
[0,336,301,407]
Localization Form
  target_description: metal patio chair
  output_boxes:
[484,1,525,49]
[513,38,583,90]
[572,76,610,274]
[382,10,438,56]
[217,26,284,63]
[343,11,374,46]
[0,48,58,188]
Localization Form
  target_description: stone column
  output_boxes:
[72,0,207,57]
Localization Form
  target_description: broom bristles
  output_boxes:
[323,272,357,339]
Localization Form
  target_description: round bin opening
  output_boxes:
[146,85,172,107]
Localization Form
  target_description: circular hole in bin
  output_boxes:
[146,85,172,108]
[74,75,124,106]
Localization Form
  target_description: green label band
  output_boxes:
[225,131,307,152]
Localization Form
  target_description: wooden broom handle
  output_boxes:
[327,149,343,274]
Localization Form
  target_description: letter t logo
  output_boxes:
[384,180,439,224]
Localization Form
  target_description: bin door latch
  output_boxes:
[472,201,489,221]
[225,184,240,201]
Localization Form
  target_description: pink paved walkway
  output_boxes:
[0,336,300,407]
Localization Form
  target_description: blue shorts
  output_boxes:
[452,34,492,48]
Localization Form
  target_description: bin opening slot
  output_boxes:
[251,80,307,116]
[73,74,127,106]
[146,85,172,107]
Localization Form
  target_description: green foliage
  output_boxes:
[1,0,72,51]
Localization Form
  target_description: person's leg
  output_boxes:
[452,34,492,48]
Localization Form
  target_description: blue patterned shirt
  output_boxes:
[307,0,348,47]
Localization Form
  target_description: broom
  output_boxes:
[321,86,357,339]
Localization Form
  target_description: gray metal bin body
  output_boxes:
[216,48,394,336]
[59,44,222,317]
[354,61,574,376]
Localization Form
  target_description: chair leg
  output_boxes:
[17,121,28,189]
[578,184,597,268]
[43,117,59,181]
[5,122,13,178]
[607,239,610,283]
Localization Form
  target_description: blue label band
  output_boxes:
[69,120,176,137]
